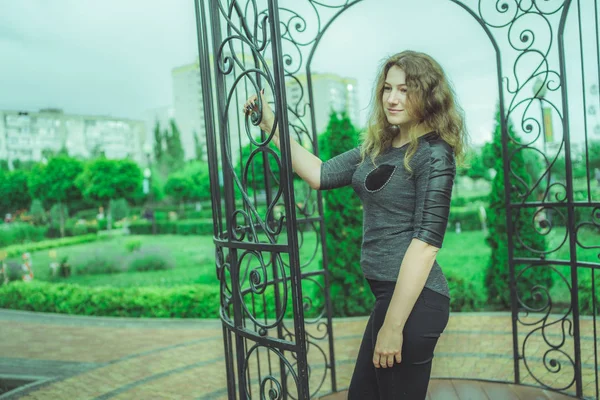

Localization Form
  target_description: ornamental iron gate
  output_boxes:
[195,0,600,399]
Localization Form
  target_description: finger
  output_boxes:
[373,353,381,369]
[380,355,394,368]
[395,353,402,364]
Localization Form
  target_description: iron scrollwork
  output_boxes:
[198,0,600,398]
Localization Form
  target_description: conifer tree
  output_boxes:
[153,121,163,163]
[318,111,373,316]
[485,108,551,309]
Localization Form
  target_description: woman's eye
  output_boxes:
[400,88,407,93]
[383,87,391,91]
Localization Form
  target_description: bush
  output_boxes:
[125,239,142,252]
[485,110,551,309]
[49,203,68,228]
[29,199,47,225]
[448,207,483,232]
[184,210,213,220]
[0,281,220,318]
[176,219,213,235]
[155,211,169,221]
[2,234,102,258]
[127,248,175,272]
[318,112,370,317]
[128,221,154,235]
[447,274,486,311]
[451,194,488,207]
[73,208,99,221]
[70,223,91,237]
[0,223,48,247]
[110,198,130,221]
[47,218,99,238]
[97,218,108,231]
[71,246,124,275]
[128,219,213,235]
[0,261,26,284]
[579,274,600,316]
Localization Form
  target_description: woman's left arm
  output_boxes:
[373,139,456,369]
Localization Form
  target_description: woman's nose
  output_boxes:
[387,91,399,104]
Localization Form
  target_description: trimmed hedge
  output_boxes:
[448,207,483,232]
[0,281,220,318]
[447,274,485,311]
[578,275,600,316]
[128,219,213,235]
[0,223,48,247]
[2,234,103,258]
[46,219,99,239]
[451,195,488,207]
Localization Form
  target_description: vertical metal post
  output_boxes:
[206,1,249,398]
[194,1,235,398]
[266,0,310,397]
[557,1,583,396]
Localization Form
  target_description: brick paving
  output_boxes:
[0,309,597,399]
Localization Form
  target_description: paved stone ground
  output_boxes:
[0,309,597,399]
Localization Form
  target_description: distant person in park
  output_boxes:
[243,50,466,399]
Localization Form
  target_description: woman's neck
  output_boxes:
[391,123,431,148]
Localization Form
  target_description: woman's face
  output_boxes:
[382,65,417,128]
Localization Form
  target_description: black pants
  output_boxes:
[348,279,450,400]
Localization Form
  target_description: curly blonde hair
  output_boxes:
[360,50,468,173]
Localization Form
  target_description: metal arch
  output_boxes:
[196,0,600,398]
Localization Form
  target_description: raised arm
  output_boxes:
[244,90,322,189]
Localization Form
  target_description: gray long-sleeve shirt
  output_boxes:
[319,131,455,298]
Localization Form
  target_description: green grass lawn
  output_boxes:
[438,230,490,292]
[7,227,597,311]
[9,232,327,289]
[11,230,489,290]
[7,235,216,288]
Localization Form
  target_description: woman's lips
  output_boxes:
[387,109,403,114]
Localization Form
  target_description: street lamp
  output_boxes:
[533,78,554,223]
[142,143,156,234]
[143,167,151,194]
[533,77,552,155]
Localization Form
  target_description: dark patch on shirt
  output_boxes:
[365,164,396,192]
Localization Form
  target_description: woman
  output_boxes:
[243,50,466,399]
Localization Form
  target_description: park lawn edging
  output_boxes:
[0,281,220,318]
[2,234,104,258]
[128,219,213,235]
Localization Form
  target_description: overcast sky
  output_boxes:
[1,0,598,147]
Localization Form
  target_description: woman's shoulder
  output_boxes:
[420,132,453,154]
[415,132,455,167]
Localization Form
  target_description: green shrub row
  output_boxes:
[0,281,220,318]
[72,204,215,225]
[448,207,484,232]
[577,276,600,316]
[451,195,488,207]
[447,274,486,311]
[0,223,47,247]
[0,220,99,248]
[46,220,99,239]
[2,234,102,258]
[0,272,595,317]
[68,246,175,276]
[128,219,213,235]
